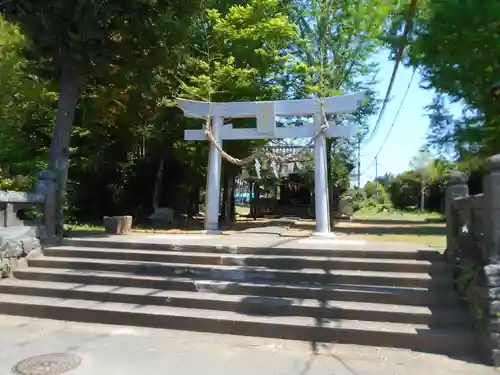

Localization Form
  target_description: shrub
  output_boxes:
[0,168,34,191]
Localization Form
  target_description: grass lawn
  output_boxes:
[343,209,446,248]
[352,208,444,222]
[288,209,446,248]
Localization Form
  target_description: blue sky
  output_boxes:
[357,50,460,186]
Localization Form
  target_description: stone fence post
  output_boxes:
[36,170,57,238]
[484,155,500,263]
[482,155,500,365]
[444,171,468,262]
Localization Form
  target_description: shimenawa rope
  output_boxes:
[202,100,331,167]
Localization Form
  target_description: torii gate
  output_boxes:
[177,93,364,236]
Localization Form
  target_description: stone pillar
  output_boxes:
[444,171,468,262]
[482,154,500,366]
[312,112,331,237]
[37,170,57,238]
[204,116,223,233]
[484,154,500,263]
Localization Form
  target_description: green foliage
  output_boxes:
[0,0,200,81]
[361,156,462,213]
[0,0,204,232]
[0,0,418,225]
[181,0,298,103]
[291,0,402,202]
[342,188,365,203]
[454,262,485,321]
[341,184,393,214]
[179,0,300,167]
[340,187,365,212]
[408,0,500,111]
[363,181,389,203]
[388,0,500,159]
[293,0,400,96]
[386,171,421,209]
[0,169,34,191]
[0,17,55,176]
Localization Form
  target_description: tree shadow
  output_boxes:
[136,216,294,232]
[350,218,443,226]
[64,216,296,239]
[26,222,488,367]
[291,219,446,238]
[334,224,446,237]
[64,230,111,238]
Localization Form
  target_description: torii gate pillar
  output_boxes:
[205,116,223,232]
[313,112,330,236]
[177,93,364,235]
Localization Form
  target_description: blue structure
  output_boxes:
[234,191,254,204]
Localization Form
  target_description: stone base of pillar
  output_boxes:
[202,229,224,235]
[311,231,336,238]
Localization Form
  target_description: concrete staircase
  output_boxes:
[0,238,478,357]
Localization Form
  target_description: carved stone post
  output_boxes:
[37,170,58,238]
[484,155,500,263]
[482,155,500,365]
[444,171,468,262]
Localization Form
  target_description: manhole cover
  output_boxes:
[12,353,82,375]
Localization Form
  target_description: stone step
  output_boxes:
[0,279,471,327]
[0,293,478,357]
[28,256,453,289]
[61,238,442,260]
[43,246,448,274]
[14,267,461,307]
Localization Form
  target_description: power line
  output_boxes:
[360,68,417,177]
[363,0,419,145]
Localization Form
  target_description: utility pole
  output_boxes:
[420,181,425,212]
[357,139,361,188]
[375,155,379,198]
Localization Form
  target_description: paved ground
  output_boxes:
[7,225,469,374]
[0,315,497,375]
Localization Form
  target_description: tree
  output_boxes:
[179,0,300,221]
[0,0,201,232]
[289,0,400,216]
[0,17,56,180]
[387,171,420,209]
[388,0,500,159]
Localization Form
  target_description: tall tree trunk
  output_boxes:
[250,181,256,219]
[420,181,425,212]
[49,65,83,236]
[325,112,338,227]
[221,170,228,221]
[188,183,200,218]
[230,178,236,222]
[194,183,201,215]
[326,138,334,227]
[152,157,164,210]
[225,172,236,224]
[250,181,259,220]
[221,167,236,224]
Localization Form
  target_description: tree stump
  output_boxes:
[103,216,132,234]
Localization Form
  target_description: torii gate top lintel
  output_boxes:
[176,92,365,119]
